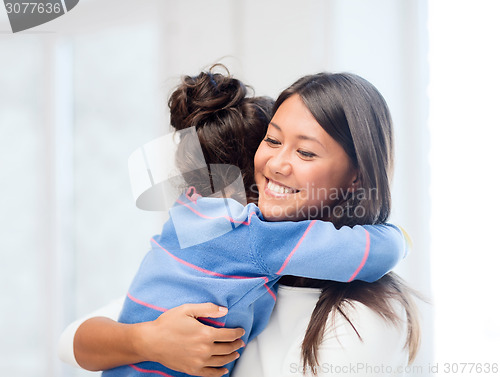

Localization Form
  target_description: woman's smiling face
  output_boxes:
[254,94,357,221]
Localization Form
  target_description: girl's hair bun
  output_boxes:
[169,65,248,131]
[168,65,274,203]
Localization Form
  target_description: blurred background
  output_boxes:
[1,0,499,376]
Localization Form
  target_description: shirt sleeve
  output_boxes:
[251,219,408,283]
[57,296,125,368]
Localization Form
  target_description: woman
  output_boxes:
[233,73,420,376]
[59,72,419,377]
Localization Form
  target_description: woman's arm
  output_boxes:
[66,303,245,377]
[58,296,123,367]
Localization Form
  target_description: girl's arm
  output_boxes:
[171,198,406,282]
[62,303,244,377]
[254,220,408,282]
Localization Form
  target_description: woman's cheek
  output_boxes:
[254,146,271,179]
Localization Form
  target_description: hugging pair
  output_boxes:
[60,67,420,377]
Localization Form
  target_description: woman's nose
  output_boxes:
[267,150,292,176]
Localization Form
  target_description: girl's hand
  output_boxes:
[134,303,245,377]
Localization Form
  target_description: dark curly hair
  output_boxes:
[168,65,273,203]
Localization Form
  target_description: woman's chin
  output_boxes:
[257,202,302,222]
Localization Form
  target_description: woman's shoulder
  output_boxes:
[276,285,408,342]
[318,298,409,371]
[234,287,410,377]
[282,288,410,374]
[331,298,407,336]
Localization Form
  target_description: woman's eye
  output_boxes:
[298,150,316,159]
[264,137,280,146]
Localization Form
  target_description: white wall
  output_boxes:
[429,0,500,366]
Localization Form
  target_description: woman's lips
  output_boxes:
[263,178,299,198]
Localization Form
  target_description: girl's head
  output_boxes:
[169,66,274,202]
[254,72,393,225]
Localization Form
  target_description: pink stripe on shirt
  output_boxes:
[127,292,167,312]
[150,238,276,302]
[127,292,226,327]
[128,364,175,377]
[276,220,317,275]
[347,229,370,282]
[175,198,258,226]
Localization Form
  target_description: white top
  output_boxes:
[58,296,125,368]
[58,287,409,376]
[232,285,409,377]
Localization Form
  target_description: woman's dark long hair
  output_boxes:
[274,73,421,371]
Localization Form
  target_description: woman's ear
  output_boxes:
[348,170,360,192]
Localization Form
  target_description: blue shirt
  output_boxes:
[102,195,408,377]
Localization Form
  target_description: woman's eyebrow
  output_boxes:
[270,122,325,149]
[269,122,282,131]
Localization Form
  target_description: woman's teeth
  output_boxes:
[267,180,296,194]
